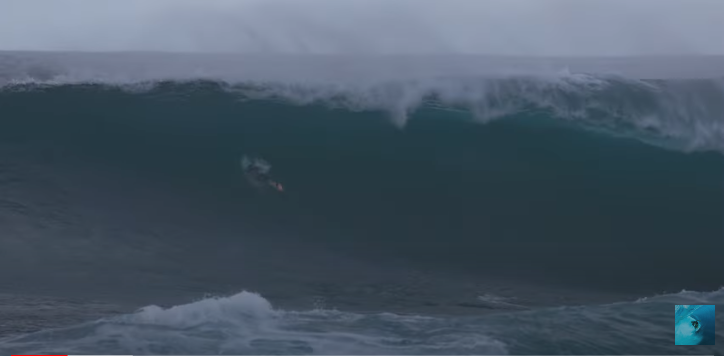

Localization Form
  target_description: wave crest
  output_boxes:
[6,73,724,153]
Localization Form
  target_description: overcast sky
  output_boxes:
[1,0,723,56]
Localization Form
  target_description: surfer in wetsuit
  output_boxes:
[245,163,284,192]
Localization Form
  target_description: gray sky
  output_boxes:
[1,0,723,56]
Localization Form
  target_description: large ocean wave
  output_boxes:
[2,74,723,287]
[1,52,723,354]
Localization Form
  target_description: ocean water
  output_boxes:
[0,52,723,355]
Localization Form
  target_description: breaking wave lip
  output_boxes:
[0,52,724,152]
[2,52,724,154]
[4,72,724,155]
[2,53,724,153]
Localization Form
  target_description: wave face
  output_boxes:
[0,53,723,354]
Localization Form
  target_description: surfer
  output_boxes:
[244,159,284,192]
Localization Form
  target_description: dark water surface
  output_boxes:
[0,77,722,354]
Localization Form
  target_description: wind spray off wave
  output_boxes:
[3,52,724,153]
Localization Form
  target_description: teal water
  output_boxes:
[0,78,722,354]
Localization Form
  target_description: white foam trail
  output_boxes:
[0,291,510,355]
